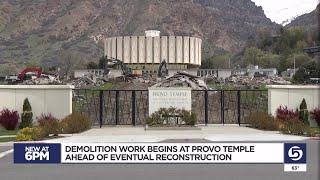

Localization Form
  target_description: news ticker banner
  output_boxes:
[14,143,307,172]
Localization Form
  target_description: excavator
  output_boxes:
[103,57,132,77]
[103,57,168,78]
[18,67,42,80]
[5,67,42,84]
[158,60,168,78]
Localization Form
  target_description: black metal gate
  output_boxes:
[73,89,267,127]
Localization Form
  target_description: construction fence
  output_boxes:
[72,89,268,127]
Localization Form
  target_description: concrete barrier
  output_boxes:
[267,85,320,126]
[0,85,74,122]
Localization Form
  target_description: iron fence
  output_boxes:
[72,89,268,127]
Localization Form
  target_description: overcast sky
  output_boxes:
[251,0,319,25]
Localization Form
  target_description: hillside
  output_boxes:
[286,4,319,32]
[0,0,280,70]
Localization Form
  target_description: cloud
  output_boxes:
[251,0,319,24]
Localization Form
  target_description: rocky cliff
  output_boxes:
[0,0,280,67]
[286,4,319,32]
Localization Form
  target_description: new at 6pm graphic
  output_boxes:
[14,143,61,163]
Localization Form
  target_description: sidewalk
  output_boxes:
[0,125,309,159]
[44,125,309,143]
[0,135,15,138]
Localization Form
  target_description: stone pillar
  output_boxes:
[116,37,123,61]
[194,38,199,65]
[161,36,168,62]
[123,36,130,63]
[111,37,116,59]
[146,36,153,63]
[131,36,138,63]
[190,37,195,64]
[104,39,107,56]
[198,39,202,66]
[138,36,145,63]
[168,36,176,63]
[106,38,112,58]
[153,37,160,63]
[176,36,183,64]
[183,37,190,64]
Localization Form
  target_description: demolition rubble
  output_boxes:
[67,70,290,90]
[204,74,291,89]
[68,74,107,89]
[4,67,292,90]
[21,75,61,85]
[152,71,208,90]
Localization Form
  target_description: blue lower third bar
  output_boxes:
[14,143,61,163]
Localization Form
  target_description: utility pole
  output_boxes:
[293,55,296,74]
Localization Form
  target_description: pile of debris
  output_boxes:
[222,75,291,86]
[20,74,61,85]
[203,74,291,89]
[69,74,107,88]
[152,71,207,90]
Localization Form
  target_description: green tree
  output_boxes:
[241,47,264,66]
[19,98,33,129]
[0,64,18,76]
[200,53,231,69]
[99,56,106,69]
[295,40,308,51]
[260,53,281,68]
[299,98,309,125]
[293,60,320,83]
[287,28,304,48]
[285,53,312,69]
[58,51,85,79]
[86,62,99,69]
[266,27,311,55]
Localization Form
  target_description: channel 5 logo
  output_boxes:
[284,143,306,164]
[14,143,61,163]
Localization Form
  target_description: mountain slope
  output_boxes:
[286,4,319,31]
[0,0,280,68]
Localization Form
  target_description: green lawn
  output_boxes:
[0,128,18,142]
[310,127,320,136]
[99,82,116,90]
[0,128,18,136]
[0,137,16,142]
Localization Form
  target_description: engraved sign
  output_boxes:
[148,87,192,115]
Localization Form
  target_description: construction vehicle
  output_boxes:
[158,60,169,78]
[103,57,168,78]
[131,69,143,76]
[5,67,43,84]
[104,57,131,77]
[18,67,42,80]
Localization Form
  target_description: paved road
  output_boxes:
[0,146,12,153]
[0,140,319,180]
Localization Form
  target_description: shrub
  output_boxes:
[276,106,298,121]
[246,112,310,135]
[19,98,33,129]
[146,108,197,126]
[61,113,91,133]
[298,98,309,125]
[0,109,19,130]
[278,117,310,135]
[246,112,278,131]
[16,127,45,141]
[146,108,165,126]
[310,108,320,126]
[181,110,197,126]
[37,113,61,136]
